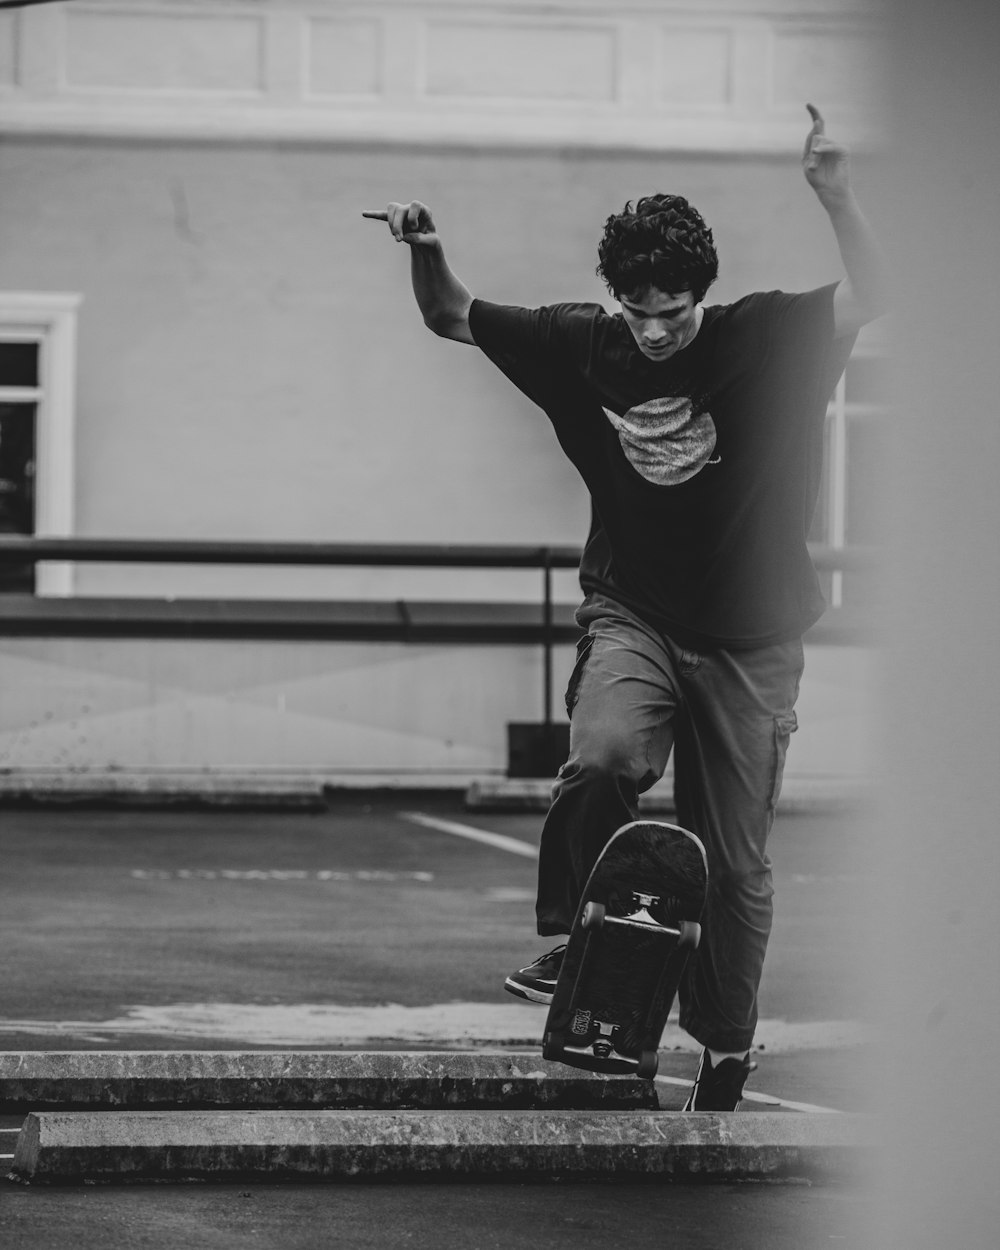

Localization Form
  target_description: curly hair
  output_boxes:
[596,194,719,301]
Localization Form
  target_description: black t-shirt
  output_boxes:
[469,286,854,651]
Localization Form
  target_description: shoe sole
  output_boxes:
[503,978,553,1006]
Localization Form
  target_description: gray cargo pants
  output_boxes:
[537,593,804,1054]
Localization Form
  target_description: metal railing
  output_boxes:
[0,535,877,731]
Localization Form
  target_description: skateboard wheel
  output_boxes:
[581,901,606,929]
[637,1049,659,1080]
[678,920,701,950]
[543,1030,565,1061]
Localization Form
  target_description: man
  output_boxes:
[365,106,885,1110]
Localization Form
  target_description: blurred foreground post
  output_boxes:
[879,1,1000,1244]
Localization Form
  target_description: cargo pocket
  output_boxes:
[768,712,799,810]
[564,634,596,718]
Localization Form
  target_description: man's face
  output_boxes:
[619,287,701,362]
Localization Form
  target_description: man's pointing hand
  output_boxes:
[362,201,439,246]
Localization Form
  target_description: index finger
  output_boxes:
[803,103,826,162]
[361,210,389,221]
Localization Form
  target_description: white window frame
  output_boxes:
[826,371,849,609]
[0,292,82,596]
[821,334,887,609]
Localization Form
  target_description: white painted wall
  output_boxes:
[0,139,882,601]
[0,0,886,785]
[0,636,874,787]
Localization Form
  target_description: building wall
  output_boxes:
[0,0,885,153]
[0,0,885,786]
[0,136,881,600]
[0,636,876,788]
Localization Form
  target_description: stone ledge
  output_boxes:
[0,1051,655,1114]
[10,1109,872,1185]
[466,776,875,815]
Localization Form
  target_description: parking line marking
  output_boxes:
[654,1074,841,1114]
[740,1089,841,1114]
[400,812,539,860]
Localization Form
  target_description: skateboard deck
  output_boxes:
[542,819,708,1080]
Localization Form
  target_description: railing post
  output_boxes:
[542,550,553,728]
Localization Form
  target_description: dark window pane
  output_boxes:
[0,401,36,592]
[0,342,39,388]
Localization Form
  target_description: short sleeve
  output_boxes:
[751,283,856,413]
[468,299,590,412]
[469,300,558,355]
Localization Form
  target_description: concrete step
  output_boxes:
[0,1051,656,1113]
[9,1108,871,1185]
[465,776,873,814]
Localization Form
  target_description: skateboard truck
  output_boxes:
[623,891,660,926]
[562,1019,621,1062]
[581,898,699,943]
[590,1020,618,1059]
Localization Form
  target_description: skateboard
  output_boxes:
[542,819,708,1080]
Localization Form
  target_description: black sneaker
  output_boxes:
[682,1050,755,1111]
[503,945,567,1004]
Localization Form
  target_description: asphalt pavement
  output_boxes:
[0,794,878,1246]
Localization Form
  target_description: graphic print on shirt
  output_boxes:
[603,396,719,487]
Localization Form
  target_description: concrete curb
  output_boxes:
[0,1051,656,1113]
[465,776,874,815]
[9,1109,872,1185]
[0,773,873,812]
[0,774,326,810]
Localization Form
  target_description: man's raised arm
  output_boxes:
[362,201,475,344]
[802,105,889,339]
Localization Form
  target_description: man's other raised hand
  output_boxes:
[802,104,853,205]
